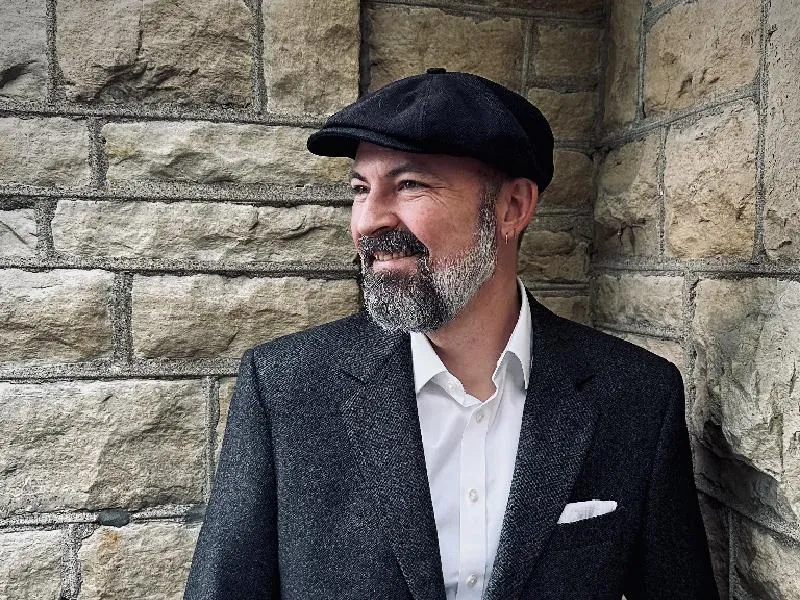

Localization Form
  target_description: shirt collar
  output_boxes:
[410,277,532,394]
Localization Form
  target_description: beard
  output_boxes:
[358,185,499,333]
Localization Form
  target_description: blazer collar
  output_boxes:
[337,291,598,600]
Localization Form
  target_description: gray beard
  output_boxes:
[360,190,498,333]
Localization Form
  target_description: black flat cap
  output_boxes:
[307,68,555,191]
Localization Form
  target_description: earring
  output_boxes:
[504,232,509,245]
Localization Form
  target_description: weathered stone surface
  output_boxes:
[518,217,590,283]
[265,0,359,115]
[603,0,641,129]
[616,332,684,376]
[0,530,62,599]
[0,118,90,187]
[697,494,730,600]
[735,520,800,600]
[78,524,199,600]
[531,25,601,80]
[103,122,350,186]
[0,269,113,364]
[540,150,593,210]
[534,295,588,324]
[594,273,683,331]
[470,0,602,14]
[692,278,800,520]
[526,88,596,140]
[664,104,757,258]
[595,136,660,256]
[764,0,800,261]
[644,0,759,114]
[0,379,205,515]
[0,0,47,100]
[52,201,353,263]
[368,6,523,92]
[0,209,36,257]
[215,377,237,468]
[694,443,796,526]
[56,0,252,106]
[132,276,359,358]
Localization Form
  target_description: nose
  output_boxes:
[352,189,400,240]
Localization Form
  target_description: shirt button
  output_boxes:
[466,574,478,587]
[474,410,485,423]
[468,488,479,502]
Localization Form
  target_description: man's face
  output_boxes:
[349,142,500,332]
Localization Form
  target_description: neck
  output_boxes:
[425,266,521,401]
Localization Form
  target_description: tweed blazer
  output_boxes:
[183,291,719,600]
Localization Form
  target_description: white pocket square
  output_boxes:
[557,499,617,524]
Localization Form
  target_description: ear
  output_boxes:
[497,177,538,239]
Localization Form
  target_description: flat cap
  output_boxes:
[307,69,555,191]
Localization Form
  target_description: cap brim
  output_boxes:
[307,126,427,158]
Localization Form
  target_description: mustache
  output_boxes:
[357,230,428,267]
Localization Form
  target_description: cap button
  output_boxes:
[425,67,447,74]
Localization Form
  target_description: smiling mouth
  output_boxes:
[372,251,420,262]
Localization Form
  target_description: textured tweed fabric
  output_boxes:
[183,291,719,600]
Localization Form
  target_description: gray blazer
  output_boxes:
[184,291,719,600]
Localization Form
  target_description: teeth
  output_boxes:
[373,251,413,261]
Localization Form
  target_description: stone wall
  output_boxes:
[595,0,800,598]
[0,1,599,597]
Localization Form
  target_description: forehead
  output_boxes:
[351,142,487,182]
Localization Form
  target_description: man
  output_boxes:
[184,69,719,599]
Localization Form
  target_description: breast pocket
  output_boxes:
[547,506,622,550]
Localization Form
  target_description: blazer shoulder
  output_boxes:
[534,301,681,387]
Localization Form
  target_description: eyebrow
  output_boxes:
[349,162,436,182]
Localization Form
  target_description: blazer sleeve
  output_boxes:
[623,364,720,600]
[184,349,280,600]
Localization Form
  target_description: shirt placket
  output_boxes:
[456,397,492,599]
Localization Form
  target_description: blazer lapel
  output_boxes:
[484,294,599,600]
[338,316,447,600]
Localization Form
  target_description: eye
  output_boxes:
[399,180,425,191]
[350,183,369,197]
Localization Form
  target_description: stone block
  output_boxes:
[603,0,642,129]
[526,88,596,140]
[664,104,757,258]
[0,379,205,515]
[534,295,588,324]
[367,6,523,92]
[0,118,90,187]
[52,201,353,263]
[131,275,359,359]
[264,0,359,115]
[531,25,601,80]
[0,209,37,257]
[594,135,660,256]
[517,217,590,283]
[540,150,593,211]
[0,530,62,599]
[764,0,800,261]
[56,0,252,106]
[103,122,350,186]
[694,444,796,526]
[0,269,113,364]
[644,0,759,114]
[735,520,800,600]
[215,377,237,469]
[692,278,800,519]
[593,273,683,331]
[697,494,729,600]
[78,523,199,600]
[0,0,47,100]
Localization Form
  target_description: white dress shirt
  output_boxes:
[410,279,531,600]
